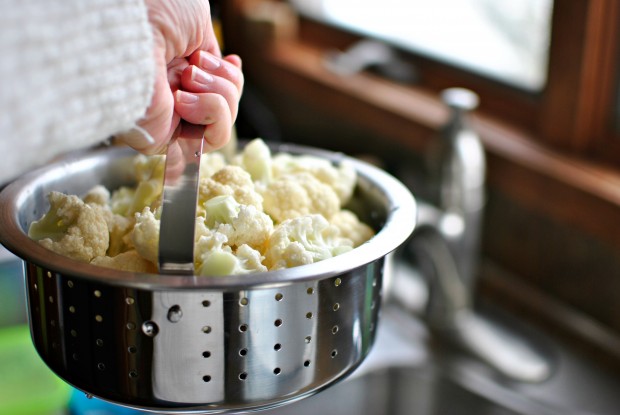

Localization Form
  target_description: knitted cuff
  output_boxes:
[0,0,155,183]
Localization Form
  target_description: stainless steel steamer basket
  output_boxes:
[0,143,416,413]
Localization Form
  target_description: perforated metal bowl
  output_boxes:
[0,142,416,413]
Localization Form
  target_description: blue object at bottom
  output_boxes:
[68,389,147,415]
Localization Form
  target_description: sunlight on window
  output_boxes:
[291,0,553,91]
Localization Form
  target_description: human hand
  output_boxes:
[119,0,244,155]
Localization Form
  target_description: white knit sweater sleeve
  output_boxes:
[0,0,155,184]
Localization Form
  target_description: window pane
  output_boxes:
[291,0,554,91]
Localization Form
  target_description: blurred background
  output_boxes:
[6,0,620,414]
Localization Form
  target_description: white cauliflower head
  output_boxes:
[261,172,340,223]
[130,207,160,266]
[199,165,263,211]
[204,195,273,250]
[28,191,109,262]
[194,223,267,276]
[272,153,357,205]
[264,214,353,270]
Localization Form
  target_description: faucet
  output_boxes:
[392,88,551,383]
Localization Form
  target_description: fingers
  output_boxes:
[174,90,232,151]
[188,51,244,95]
[180,65,241,121]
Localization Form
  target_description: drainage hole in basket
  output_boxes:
[203,351,211,358]
[128,346,137,354]
[125,297,135,305]
[96,339,104,347]
[167,305,183,323]
[50,320,56,328]
[95,315,103,323]
[202,300,211,307]
[372,278,377,288]
[67,280,73,288]
[126,322,136,330]
[203,375,211,382]
[333,303,340,311]
[275,293,283,301]
[239,297,249,306]
[306,287,314,295]
[332,325,339,334]
[304,336,311,344]
[239,324,248,332]
[48,296,54,304]
[274,343,282,351]
[47,271,52,278]
[334,278,342,287]
[273,368,281,375]
[239,348,248,357]
[94,290,102,298]
[72,353,79,361]
[304,360,311,367]
[305,312,313,319]
[331,350,338,358]
[69,306,76,313]
[202,325,212,334]
[129,371,138,379]
[97,363,105,371]
[239,372,248,381]
[33,283,38,291]
[142,321,159,337]
[70,329,77,338]
[274,319,283,327]
[371,300,376,310]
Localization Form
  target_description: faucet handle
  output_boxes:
[441,87,479,112]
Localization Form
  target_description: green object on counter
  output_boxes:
[0,325,71,415]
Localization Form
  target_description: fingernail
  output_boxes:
[190,65,214,85]
[175,90,199,104]
[198,51,221,71]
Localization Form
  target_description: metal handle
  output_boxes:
[158,126,204,275]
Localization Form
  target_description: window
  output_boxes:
[291,0,553,92]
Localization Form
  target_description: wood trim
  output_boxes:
[542,0,620,157]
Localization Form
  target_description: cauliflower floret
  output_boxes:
[110,155,165,216]
[272,153,357,205]
[28,192,109,262]
[204,195,273,249]
[82,186,135,256]
[130,207,160,266]
[264,214,353,270]
[331,210,375,247]
[233,138,273,183]
[199,152,227,182]
[91,250,157,273]
[261,172,340,223]
[199,165,263,210]
[194,224,267,276]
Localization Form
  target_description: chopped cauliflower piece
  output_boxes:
[111,155,165,216]
[272,153,357,205]
[262,172,340,223]
[264,214,353,270]
[205,195,273,249]
[331,210,375,247]
[92,250,157,273]
[199,165,263,210]
[194,223,268,276]
[234,138,273,183]
[130,207,160,265]
[28,191,109,262]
